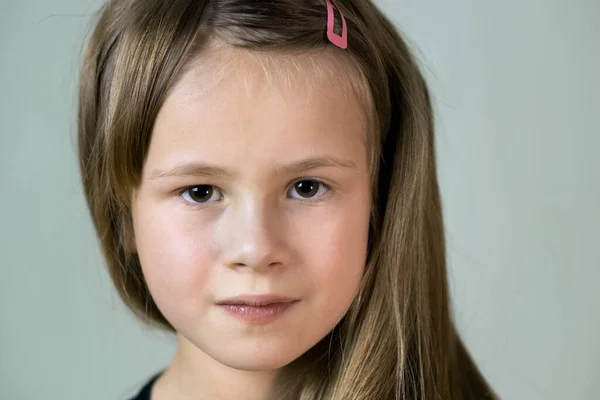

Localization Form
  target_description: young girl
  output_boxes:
[77,0,499,399]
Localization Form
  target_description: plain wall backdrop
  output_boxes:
[1,0,598,399]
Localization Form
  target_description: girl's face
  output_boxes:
[131,48,371,371]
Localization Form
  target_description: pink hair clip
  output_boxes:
[325,0,348,49]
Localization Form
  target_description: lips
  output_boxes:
[216,294,297,307]
[218,297,298,324]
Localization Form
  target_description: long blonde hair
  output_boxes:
[77,0,498,398]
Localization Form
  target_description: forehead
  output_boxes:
[171,42,368,109]
[147,45,369,173]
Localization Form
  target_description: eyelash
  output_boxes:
[178,179,333,208]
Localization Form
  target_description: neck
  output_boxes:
[152,334,282,400]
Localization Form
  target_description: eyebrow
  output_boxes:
[148,155,358,181]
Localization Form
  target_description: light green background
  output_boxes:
[1,0,598,399]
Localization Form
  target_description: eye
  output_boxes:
[288,179,331,201]
[181,185,223,205]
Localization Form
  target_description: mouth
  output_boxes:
[217,294,299,325]
[216,294,298,307]
[218,301,298,324]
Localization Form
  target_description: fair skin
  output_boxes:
[131,45,371,400]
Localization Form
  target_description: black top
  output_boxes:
[128,373,162,400]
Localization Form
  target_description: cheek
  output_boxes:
[301,201,370,315]
[132,202,215,319]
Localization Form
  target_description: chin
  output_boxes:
[208,341,305,372]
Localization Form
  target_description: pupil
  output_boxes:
[190,185,212,202]
[296,180,318,197]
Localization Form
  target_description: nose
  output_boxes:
[214,197,288,270]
